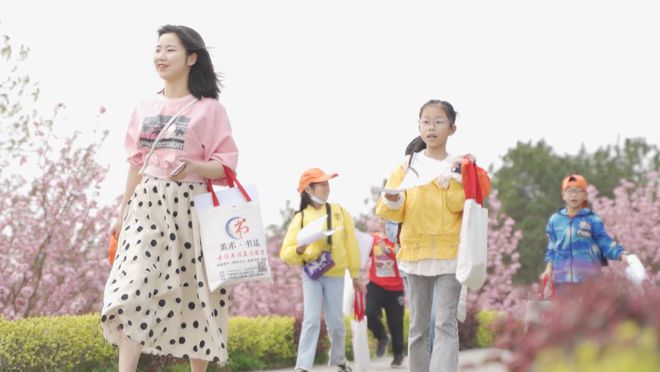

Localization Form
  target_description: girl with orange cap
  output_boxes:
[280,168,361,372]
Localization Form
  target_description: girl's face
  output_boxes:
[418,104,455,148]
[305,181,330,203]
[562,187,587,210]
[154,33,197,82]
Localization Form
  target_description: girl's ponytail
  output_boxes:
[298,191,312,213]
[404,136,426,170]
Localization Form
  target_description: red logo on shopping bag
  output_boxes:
[226,216,250,240]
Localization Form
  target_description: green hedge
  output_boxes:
[475,310,502,348]
[227,316,297,370]
[0,310,497,371]
[0,314,115,371]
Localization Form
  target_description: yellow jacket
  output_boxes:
[376,165,465,261]
[280,203,361,278]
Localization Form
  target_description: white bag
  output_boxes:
[343,230,373,316]
[351,289,370,372]
[193,168,272,291]
[456,162,489,289]
[457,285,468,323]
[523,278,555,332]
[343,271,355,316]
[355,230,375,269]
[456,200,488,289]
[625,254,648,286]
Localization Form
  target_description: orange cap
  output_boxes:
[562,174,588,192]
[297,168,338,193]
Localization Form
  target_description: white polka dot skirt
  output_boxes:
[101,177,229,364]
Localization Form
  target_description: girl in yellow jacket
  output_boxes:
[376,99,474,372]
[280,168,361,372]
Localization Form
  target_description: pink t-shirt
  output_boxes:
[124,94,238,185]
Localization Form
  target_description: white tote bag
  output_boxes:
[456,162,489,289]
[343,230,374,316]
[523,277,555,332]
[193,167,272,291]
[351,289,370,372]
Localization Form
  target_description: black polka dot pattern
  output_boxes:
[101,177,228,364]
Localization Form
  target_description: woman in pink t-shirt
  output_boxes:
[101,25,238,372]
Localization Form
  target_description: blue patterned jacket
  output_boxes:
[545,208,624,283]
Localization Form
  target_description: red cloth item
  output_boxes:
[108,234,118,265]
[368,235,404,291]
[461,160,491,205]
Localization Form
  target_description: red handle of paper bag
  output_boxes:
[354,289,365,321]
[207,166,251,207]
[540,276,556,300]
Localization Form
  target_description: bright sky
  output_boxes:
[3,1,659,227]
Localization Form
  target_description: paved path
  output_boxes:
[250,348,509,371]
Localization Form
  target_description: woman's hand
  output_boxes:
[539,267,553,281]
[453,153,477,168]
[352,278,364,293]
[383,193,401,202]
[296,244,309,255]
[621,252,629,264]
[169,158,198,181]
[110,218,122,239]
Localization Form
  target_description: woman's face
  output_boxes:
[306,181,330,203]
[154,33,196,82]
[418,104,455,148]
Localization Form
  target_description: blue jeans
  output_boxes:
[295,273,347,370]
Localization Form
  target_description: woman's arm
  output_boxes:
[169,159,226,181]
[110,164,143,237]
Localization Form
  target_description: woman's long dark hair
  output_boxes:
[157,25,222,99]
[298,190,314,213]
[405,99,458,169]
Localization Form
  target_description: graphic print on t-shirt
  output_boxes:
[139,114,191,150]
[373,241,396,278]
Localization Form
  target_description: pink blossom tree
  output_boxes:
[229,202,303,316]
[0,31,115,319]
[469,192,524,312]
[588,172,660,283]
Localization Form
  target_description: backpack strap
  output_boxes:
[325,203,332,247]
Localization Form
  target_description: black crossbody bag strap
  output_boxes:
[325,203,332,247]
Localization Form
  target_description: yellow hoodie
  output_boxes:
[280,203,361,278]
[376,164,465,262]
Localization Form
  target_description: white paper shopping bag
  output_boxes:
[193,167,272,290]
[523,277,555,331]
[456,199,488,289]
[351,289,370,372]
[456,162,489,289]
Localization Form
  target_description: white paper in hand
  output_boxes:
[372,170,436,195]
[296,215,344,246]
